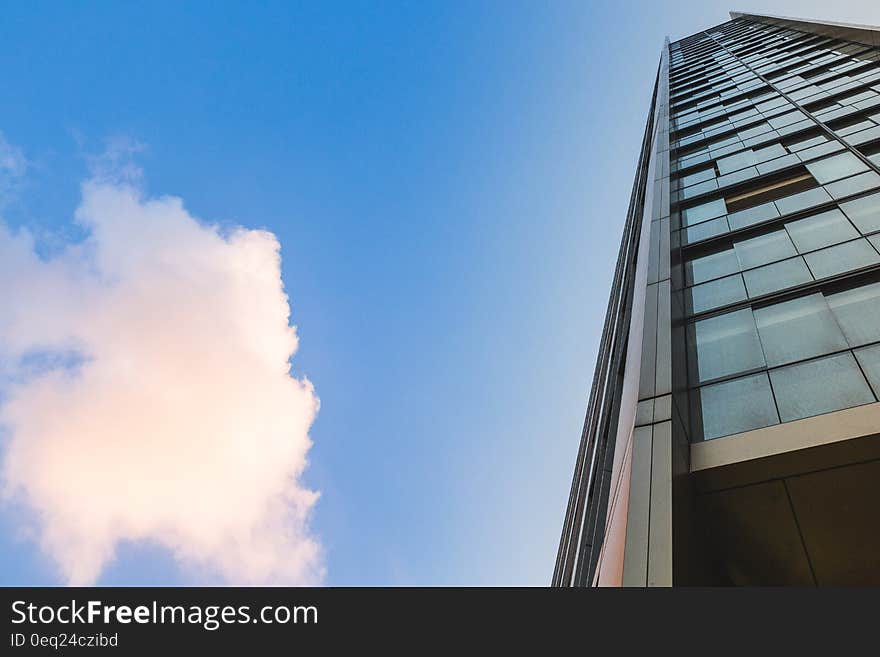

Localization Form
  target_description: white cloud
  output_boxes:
[0,152,322,585]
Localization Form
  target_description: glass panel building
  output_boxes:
[555,12,880,586]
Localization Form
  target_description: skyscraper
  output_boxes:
[554,12,880,586]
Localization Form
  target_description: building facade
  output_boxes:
[554,12,880,586]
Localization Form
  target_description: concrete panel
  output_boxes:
[786,459,880,586]
[622,426,653,586]
[638,283,659,401]
[648,421,673,586]
[655,279,672,396]
[697,480,815,585]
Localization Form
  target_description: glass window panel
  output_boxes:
[711,142,743,159]
[784,208,859,252]
[727,201,780,230]
[753,142,787,163]
[698,372,780,440]
[734,230,797,269]
[854,344,880,398]
[689,308,766,382]
[795,140,844,162]
[684,216,729,243]
[837,119,875,136]
[717,166,759,188]
[805,152,868,183]
[717,149,756,175]
[682,198,727,226]
[743,257,813,297]
[686,248,740,285]
[739,122,771,139]
[786,134,827,152]
[769,352,875,422]
[768,110,805,129]
[825,171,880,200]
[754,293,848,366]
[681,166,717,187]
[826,281,880,347]
[846,125,880,147]
[756,153,799,175]
[756,96,787,113]
[774,187,832,216]
[804,239,880,279]
[687,274,747,314]
[839,191,880,234]
[681,179,719,199]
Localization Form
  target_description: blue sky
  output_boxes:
[0,1,877,586]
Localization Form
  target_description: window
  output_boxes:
[804,239,880,279]
[681,198,727,226]
[754,142,787,163]
[769,352,875,422]
[698,372,780,439]
[840,192,880,234]
[685,216,729,243]
[768,109,806,129]
[727,201,779,230]
[687,274,747,313]
[826,281,880,346]
[743,256,813,297]
[855,344,880,397]
[686,248,740,285]
[681,166,717,187]
[733,229,797,269]
[717,149,756,175]
[786,133,827,152]
[826,171,880,200]
[784,208,859,252]
[689,308,766,382]
[754,293,848,366]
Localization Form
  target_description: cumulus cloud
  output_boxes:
[0,148,322,585]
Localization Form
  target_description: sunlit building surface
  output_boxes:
[555,12,880,586]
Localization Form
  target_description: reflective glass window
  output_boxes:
[743,257,813,297]
[775,187,832,216]
[698,372,779,439]
[787,133,827,152]
[754,293,848,366]
[733,230,797,269]
[681,167,717,187]
[753,142,787,163]
[769,352,874,422]
[807,153,868,184]
[726,201,780,231]
[825,171,880,200]
[717,150,756,175]
[684,216,729,243]
[840,191,880,234]
[689,308,766,382]
[687,274,747,314]
[686,248,740,285]
[784,209,859,252]
[826,281,880,347]
[804,239,880,279]
[854,344,880,398]
[682,198,727,226]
